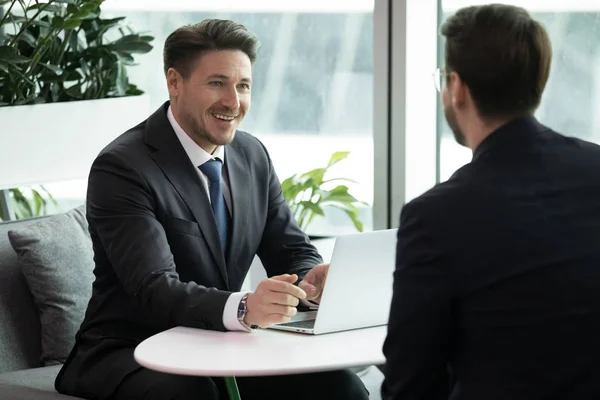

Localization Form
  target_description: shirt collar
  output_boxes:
[167,105,225,167]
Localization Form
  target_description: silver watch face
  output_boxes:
[238,296,248,320]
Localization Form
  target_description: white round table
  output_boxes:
[134,326,387,399]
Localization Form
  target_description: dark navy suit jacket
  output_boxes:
[383,116,600,400]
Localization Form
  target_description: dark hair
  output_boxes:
[440,4,552,118]
[163,19,260,78]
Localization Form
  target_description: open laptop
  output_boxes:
[269,228,398,335]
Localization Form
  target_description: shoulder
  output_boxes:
[231,130,269,153]
[397,166,485,250]
[402,173,471,222]
[229,129,274,167]
[93,120,149,173]
[557,132,600,155]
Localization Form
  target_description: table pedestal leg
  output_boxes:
[224,376,241,400]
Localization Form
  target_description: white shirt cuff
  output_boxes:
[223,292,252,332]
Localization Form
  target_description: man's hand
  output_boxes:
[244,274,307,328]
[298,263,330,303]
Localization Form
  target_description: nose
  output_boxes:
[220,86,240,111]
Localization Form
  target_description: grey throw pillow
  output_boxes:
[7,205,94,366]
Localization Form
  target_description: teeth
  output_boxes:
[213,113,235,121]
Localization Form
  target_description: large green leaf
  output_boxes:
[0,45,30,63]
[11,188,33,218]
[126,83,143,96]
[115,51,134,64]
[112,35,153,53]
[320,185,361,204]
[39,185,57,205]
[80,9,100,20]
[32,189,44,215]
[68,29,81,51]
[298,201,325,216]
[282,175,305,204]
[87,17,124,42]
[26,4,64,13]
[7,30,37,47]
[63,69,82,81]
[100,16,126,26]
[63,17,83,29]
[41,62,63,75]
[51,15,65,29]
[341,207,363,232]
[299,167,325,186]
[327,151,350,168]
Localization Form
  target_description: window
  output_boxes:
[1,1,376,236]
[100,0,375,235]
[438,0,600,181]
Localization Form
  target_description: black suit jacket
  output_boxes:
[55,102,322,399]
[382,116,600,400]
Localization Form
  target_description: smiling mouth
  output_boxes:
[212,113,236,121]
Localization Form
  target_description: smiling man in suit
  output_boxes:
[54,19,368,400]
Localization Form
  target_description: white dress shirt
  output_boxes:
[167,106,249,332]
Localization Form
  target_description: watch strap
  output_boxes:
[237,293,255,330]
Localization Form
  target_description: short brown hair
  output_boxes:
[163,19,260,78]
[440,4,552,118]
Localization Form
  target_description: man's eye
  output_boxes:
[239,83,251,90]
[209,81,223,87]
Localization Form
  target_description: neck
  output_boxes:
[466,115,524,152]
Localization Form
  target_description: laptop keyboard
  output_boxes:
[277,319,316,329]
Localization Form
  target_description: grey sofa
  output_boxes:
[0,216,84,399]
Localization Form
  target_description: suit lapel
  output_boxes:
[224,143,251,266]
[145,103,228,287]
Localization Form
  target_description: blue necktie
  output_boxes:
[199,159,228,251]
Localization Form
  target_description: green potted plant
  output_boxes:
[0,186,56,220]
[281,151,367,236]
[0,0,154,221]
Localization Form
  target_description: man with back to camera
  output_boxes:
[54,19,369,400]
[382,4,600,400]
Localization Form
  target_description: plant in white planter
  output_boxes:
[0,0,154,220]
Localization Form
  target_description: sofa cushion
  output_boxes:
[8,206,94,366]
[0,217,44,373]
[0,365,84,399]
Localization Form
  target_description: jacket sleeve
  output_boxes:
[87,151,232,331]
[254,141,323,280]
[381,201,454,400]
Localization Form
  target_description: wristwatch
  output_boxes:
[237,293,255,330]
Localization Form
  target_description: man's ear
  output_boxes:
[166,68,182,98]
[449,71,467,109]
